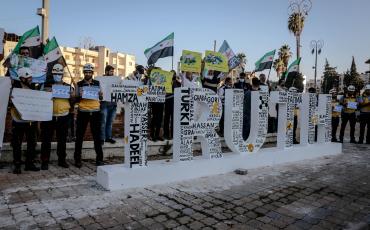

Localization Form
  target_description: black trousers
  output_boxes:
[150,103,164,139]
[219,105,225,135]
[293,115,298,142]
[40,115,69,163]
[74,111,103,162]
[163,97,174,138]
[332,117,340,140]
[12,121,37,166]
[359,113,370,143]
[340,112,356,141]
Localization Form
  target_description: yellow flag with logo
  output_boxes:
[204,50,229,72]
[181,50,202,73]
[150,69,173,94]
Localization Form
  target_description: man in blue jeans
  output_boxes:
[100,65,117,145]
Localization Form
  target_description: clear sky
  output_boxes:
[1,0,370,80]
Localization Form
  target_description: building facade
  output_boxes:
[0,34,135,81]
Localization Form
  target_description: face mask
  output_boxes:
[53,75,62,82]
[239,79,245,82]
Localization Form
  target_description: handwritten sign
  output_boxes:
[52,85,70,99]
[204,50,229,72]
[334,105,343,113]
[11,88,52,121]
[82,86,100,100]
[347,101,357,110]
[149,69,173,94]
[95,76,122,102]
[181,50,202,73]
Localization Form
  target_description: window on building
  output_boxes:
[106,50,109,57]
[129,62,133,66]
[106,62,108,67]
[91,58,95,63]
[65,55,70,60]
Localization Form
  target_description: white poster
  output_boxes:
[11,88,52,121]
[95,76,122,102]
[0,28,4,57]
[0,77,11,152]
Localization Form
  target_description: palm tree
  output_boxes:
[288,12,305,60]
[278,44,292,69]
[236,52,247,71]
[273,58,285,78]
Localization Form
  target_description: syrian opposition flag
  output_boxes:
[144,32,174,65]
[254,50,276,72]
[218,40,240,70]
[285,57,301,77]
[13,26,43,58]
[43,37,66,82]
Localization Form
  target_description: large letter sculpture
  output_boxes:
[299,93,316,145]
[173,87,223,161]
[317,94,332,143]
[111,82,165,168]
[224,89,269,153]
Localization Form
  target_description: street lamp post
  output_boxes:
[310,40,324,90]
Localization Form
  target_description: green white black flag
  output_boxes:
[144,33,174,65]
[285,57,301,77]
[255,50,275,72]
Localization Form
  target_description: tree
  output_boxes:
[321,59,339,93]
[278,44,292,68]
[288,12,305,60]
[273,58,285,78]
[273,45,292,78]
[236,52,247,71]
[343,56,364,91]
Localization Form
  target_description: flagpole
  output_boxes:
[171,55,174,70]
[267,50,276,82]
[213,40,216,52]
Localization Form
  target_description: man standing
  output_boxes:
[10,66,40,174]
[329,89,341,142]
[217,77,233,137]
[100,65,117,145]
[339,85,358,143]
[74,63,104,167]
[234,72,251,90]
[163,70,181,140]
[40,64,72,169]
[358,84,370,144]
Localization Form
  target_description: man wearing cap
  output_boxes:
[40,64,72,170]
[357,84,370,144]
[339,85,358,143]
[329,89,341,142]
[10,67,40,174]
[100,65,117,145]
[74,63,104,167]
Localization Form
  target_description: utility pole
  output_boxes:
[37,0,49,44]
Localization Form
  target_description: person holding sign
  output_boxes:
[330,88,341,142]
[100,65,117,145]
[40,64,73,170]
[357,84,370,144]
[74,63,104,168]
[339,85,358,143]
[10,67,40,174]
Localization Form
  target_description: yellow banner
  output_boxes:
[204,50,229,72]
[181,50,202,73]
[150,69,173,94]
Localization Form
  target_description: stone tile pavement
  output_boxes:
[0,143,370,229]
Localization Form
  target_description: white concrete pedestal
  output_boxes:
[97,143,342,191]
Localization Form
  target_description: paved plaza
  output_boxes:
[0,143,370,229]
